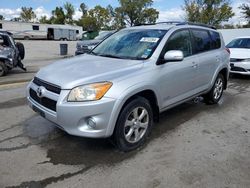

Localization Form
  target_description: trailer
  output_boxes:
[0,20,83,40]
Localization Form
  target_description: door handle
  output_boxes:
[192,62,198,68]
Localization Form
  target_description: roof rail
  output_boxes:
[155,21,216,30]
[177,22,217,30]
[133,21,216,30]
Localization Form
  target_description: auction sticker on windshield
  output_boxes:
[140,37,159,43]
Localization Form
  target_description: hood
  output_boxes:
[229,48,250,59]
[77,40,101,46]
[36,54,143,89]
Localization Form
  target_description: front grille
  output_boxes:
[30,89,57,112]
[33,77,61,94]
[78,46,91,54]
[231,66,247,72]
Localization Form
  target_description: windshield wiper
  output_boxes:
[98,54,123,59]
[89,51,98,55]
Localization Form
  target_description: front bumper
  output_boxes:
[230,61,250,75]
[27,81,117,138]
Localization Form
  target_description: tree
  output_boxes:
[51,7,65,24]
[20,7,36,22]
[183,0,235,27]
[77,5,113,30]
[239,2,250,25]
[64,2,75,24]
[80,2,88,17]
[88,5,111,29]
[0,15,4,20]
[10,17,21,22]
[79,16,99,31]
[39,16,51,24]
[117,0,159,26]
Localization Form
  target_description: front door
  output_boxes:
[156,29,198,109]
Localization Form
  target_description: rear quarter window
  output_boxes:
[209,31,221,49]
[192,29,212,54]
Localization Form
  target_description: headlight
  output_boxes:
[68,82,112,102]
[87,45,96,50]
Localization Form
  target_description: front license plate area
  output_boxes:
[32,105,45,118]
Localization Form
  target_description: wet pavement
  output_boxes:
[0,75,250,188]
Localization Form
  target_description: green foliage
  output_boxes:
[20,7,36,22]
[64,2,75,24]
[37,0,159,30]
[51,7,65,24]
[110,7,126,29]
[10,17,21,22]
[39,16,51,24]
[77,5,113,31]
[80,2,88,17]
[88,5,111,29]
[183,0,235,27]
[0,15,4,20]
[239,3,250,25]
[118,0,159,26]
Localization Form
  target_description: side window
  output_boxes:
[209,31,221,49]
[76,30,79,34]
[164,30,192,57]
[32,25,39,30]
[192,29,212,53]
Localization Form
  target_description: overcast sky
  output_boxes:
[0,0,248,25]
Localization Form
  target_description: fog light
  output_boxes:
[87,117,96,129]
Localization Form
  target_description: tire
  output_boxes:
[16,42,25,60]
[24,36,30,40]
[203,74,225,105]
[113,97,154,152]
[0,61,8,77]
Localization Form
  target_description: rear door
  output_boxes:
[190,29,221,90]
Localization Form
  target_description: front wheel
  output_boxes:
[113,97,154,152]
[203,74,225,104]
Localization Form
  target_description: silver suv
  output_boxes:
[27,22,230,151]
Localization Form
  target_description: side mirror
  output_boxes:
[164,50,184,62]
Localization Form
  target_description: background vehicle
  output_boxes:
[0,20,82,40]
[227,37,250,75]
[27,22,229,151]
[75,31,115,55]
[0,30,26,77]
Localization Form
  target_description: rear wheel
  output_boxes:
[0,61,8,77]
[204,74,225,104]
[113,97,153,152]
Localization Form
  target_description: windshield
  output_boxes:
[226,38,250,49]
[92,29,167,60]
[94,32,113,40]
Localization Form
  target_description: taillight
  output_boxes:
[225,48,230,54]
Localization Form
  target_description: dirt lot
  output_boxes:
[0,41,250,188]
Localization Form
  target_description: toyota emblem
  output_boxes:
[36,86,46,98]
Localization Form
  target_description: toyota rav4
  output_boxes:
[27,22,230,151]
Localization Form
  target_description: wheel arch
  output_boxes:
[106,88,160,137]
[219,68,228,89]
